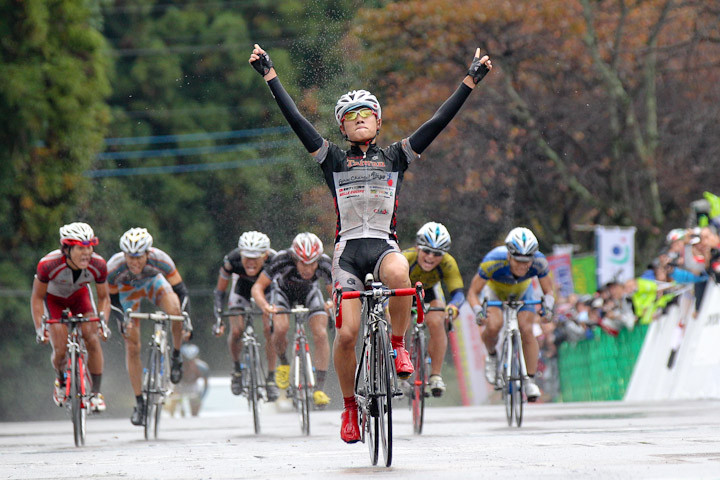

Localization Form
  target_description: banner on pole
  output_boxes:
[595,226,636,287]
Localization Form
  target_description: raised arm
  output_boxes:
[249,44,324,155]
[408,48,492,155]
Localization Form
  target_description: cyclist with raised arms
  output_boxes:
[402,222,465,397]
[466,227,555,401]
[251,232,333,407]
[31,222,111,412]
[213,231,279,401]
[107,227,190,426]
[249,43,492,443]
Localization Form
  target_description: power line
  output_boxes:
[97,139,295,161]
[103,126,291,146]
[85,156,294,178]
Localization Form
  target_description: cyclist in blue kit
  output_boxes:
[467,227,555,402]
[250,43,492,443]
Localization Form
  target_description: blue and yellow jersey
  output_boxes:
[478,246,549,299]
[403,247,465,305]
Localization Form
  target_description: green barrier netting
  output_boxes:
[557,324,649,401]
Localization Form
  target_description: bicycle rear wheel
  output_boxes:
[410,330,426,435]
[511,332,524,427]
[375,328,393,467]
[144,347,158,440]
[248,345,261,434]
[70,349,86,447]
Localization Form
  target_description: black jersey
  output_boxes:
[263,249,332,300]
[221,248,274,300]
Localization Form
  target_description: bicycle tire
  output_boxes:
[70,348,85,447]
[376,326,393,467]
[511,331,524,427]
[362,330,379,466]
[298,339,310,436]
[248,344,261,434]
[410,330,426,435]
[144,347,158,440]
[502,335,513,427]
[154,347,167,438]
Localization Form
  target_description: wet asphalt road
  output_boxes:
[1,399,719,479]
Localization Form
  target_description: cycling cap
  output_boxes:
[120,227,153,256]
[238,231,271,258]
[665,228,686,244]
[416,222,452,253]
[505,227,538,260]
[60,222,98,247]
[334,90,381,126]
[291,232,324,264]
[180,343,199,360]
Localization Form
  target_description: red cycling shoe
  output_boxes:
[394,346,414,380]
[341,408,360,443]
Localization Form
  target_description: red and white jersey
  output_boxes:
[35,249,108,298]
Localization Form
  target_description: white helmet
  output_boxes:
[416,222,452,253]
[120,227,153,256]
[60,222,98,246]
[238,231,270,258]
[334,89,381,126]
[666,228,686,244]
[291,232,324,264]
[505,227,539,260]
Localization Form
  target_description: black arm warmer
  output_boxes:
[267,77,324,153]
[172,281,190,313]
[110,293,123,318]
[408,83,473,154]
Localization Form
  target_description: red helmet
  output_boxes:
[291,232,323,264]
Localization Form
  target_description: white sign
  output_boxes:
[595,226,636,287]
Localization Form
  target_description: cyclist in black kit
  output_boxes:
[251,233,333,407]
[249,43,492,443]
[213,231,280,401]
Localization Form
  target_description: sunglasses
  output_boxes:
[420,247,444,257]
[63,237,99,247]
[343,108,375,122]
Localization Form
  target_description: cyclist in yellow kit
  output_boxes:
[402,222,464,397]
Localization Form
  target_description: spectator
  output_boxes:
[166,344,209,417]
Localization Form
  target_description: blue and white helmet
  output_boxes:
[334,89,381,126]
[505,227,538,259]
[416,222,452,253]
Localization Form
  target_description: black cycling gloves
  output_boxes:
[467,55,490,84]
[251,52,274,76]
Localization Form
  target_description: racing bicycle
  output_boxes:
[125,309,191,440]
[407,305,454,435]
[273,305,314,436]
[41,309,109,447]
[480,297,542,427]
[336,275,424,467]
[213,305,268,434]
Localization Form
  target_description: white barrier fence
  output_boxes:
[625,281,720,401]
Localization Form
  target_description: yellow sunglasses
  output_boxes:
[343,108,376,122]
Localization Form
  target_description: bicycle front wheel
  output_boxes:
[247,345,261,434]
[144,347,159,440]
[375,328,393,467]
[70,349,86,447]
[297,340,311,436]
[511,331,524,427]
[410,330,426,435]
[502,335,513,427]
